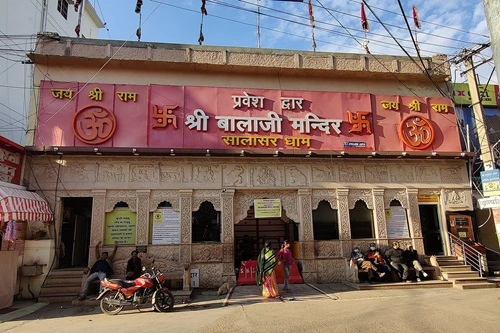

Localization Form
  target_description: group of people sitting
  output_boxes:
[351,241,429,284]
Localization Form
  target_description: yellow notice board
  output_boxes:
[417,194,439,203]
[254,199,282,218]
[105,207,136,245]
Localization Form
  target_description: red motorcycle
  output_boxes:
[96,264,174,315]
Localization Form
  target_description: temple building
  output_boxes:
[21,35,473,291]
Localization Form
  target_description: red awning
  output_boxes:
[0,186,53,222]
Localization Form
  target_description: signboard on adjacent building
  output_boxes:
[105,207,136,245]
[151,207,180,244]
[478,196,500,209]
[254,199,282,218]
[480,169,500,197]
[385,206,410,238]
[453,83,500,106]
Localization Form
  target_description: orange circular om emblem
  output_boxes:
[72,105,117,144]
[398,115,435,150]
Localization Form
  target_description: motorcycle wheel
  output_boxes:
[153,290,174,312]
[100,290,125,315]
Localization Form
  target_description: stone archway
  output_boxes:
[234,190,299,223]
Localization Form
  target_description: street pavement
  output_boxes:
[1,283,499,333]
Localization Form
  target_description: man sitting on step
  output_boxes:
[404,244,428,282]
[385,241,410,283]
[78,240,118,300]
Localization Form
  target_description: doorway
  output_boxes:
[419,204,444,255]
[59,197,93,268]
[234,205,298,270]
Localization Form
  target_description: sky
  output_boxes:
[90,0,497,84]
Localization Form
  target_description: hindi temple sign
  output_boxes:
[37,81,459,153]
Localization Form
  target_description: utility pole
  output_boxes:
[455,44,494,170]
[454,43,500,250]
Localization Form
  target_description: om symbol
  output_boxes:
[398,115,434,150]
[72,105,117,144]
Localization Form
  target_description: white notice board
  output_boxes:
[385,206,410,239]
[152,207,180,244]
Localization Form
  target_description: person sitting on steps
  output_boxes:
[385,241,410,283]
[365,243,391,280]
[404,244,428,282]
[351,246,385,284]
[78,240,118,300]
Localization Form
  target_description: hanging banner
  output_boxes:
[254,199,282,218]
[152,207,180,244]
[105,207,136,245]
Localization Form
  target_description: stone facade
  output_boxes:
[29,155,471,286]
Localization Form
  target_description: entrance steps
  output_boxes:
[38,268,84,303]
[435,256,497,290]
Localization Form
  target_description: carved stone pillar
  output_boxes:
[179,190,193,265]
[90,190,106,255]
[136,190,150,245]
[298,189,316,283]
[372,189,387,241]
[406,189,424,252]
[222,189,236,284]
[337,188,351,258]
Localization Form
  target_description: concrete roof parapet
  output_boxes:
[30,35,450,80]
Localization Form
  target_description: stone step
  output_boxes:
[437,260,465,266]
[486,277,500,287]
[48,269,85,276]
[38,293,80,303]
[440,265,472,272]
[350,280,453,291]
[431,255,458,260]
[448,277,489,284]
[442,271,479,279]
[44,276,82,284]
[40,284,81,295]
[455,283,497,290]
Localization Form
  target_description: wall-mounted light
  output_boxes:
[306,151,312,157]
[397,151,408,159]
[460,152,466,157]
[53,147,63,155]
[132,148,139,156]
[273,150,279,157]
[170,149,175,156]
[427,151,438,159]
[368,151,377,158]
[94,148,102,155]
[205,149,210,157]
[240,150,245,157]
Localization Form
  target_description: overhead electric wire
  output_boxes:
[225,0,471,53]
[347,0,490,40]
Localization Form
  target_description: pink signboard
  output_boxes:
[35,81,461,152]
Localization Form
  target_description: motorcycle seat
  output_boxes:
[107,279,136,288]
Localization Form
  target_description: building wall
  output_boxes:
[0,0,102,145]
[28,155,471,286]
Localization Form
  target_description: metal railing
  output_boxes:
[448,232,487,277]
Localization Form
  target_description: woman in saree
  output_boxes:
[256,242,280,298]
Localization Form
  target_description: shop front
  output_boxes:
[24,37,473,288]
